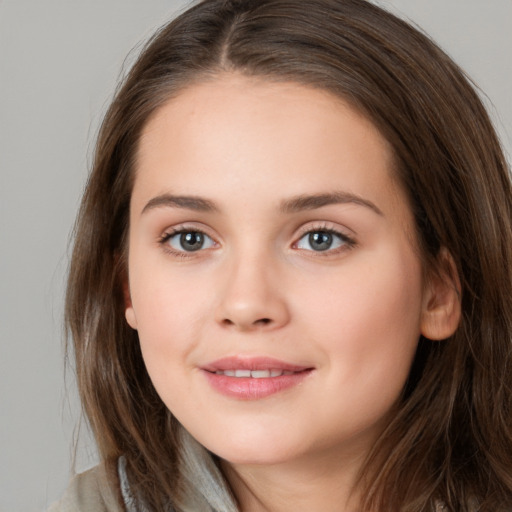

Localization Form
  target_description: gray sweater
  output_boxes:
[47,464,123,512]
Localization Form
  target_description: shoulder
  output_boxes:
[47,463,123,512]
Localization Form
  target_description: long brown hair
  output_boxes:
[66,0,512,510]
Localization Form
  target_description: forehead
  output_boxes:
[139,74,389,147]
[134,74,406,219]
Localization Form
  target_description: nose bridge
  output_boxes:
[215,241,289,331]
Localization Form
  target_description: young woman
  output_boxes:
[52,0,512,510]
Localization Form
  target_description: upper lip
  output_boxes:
[201,356,312,373]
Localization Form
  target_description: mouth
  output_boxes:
[201,356,314,400]
[211,369,297,378]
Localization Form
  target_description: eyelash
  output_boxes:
[294,225,356,256]
[158,224,356,258]
[158,227,216,258]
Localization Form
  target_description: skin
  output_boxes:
[125,75,460,511]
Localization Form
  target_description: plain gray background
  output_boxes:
[0,1,510,511]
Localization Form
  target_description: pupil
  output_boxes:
[309,231,332,251]
[180,232,204,251]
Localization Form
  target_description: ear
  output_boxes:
[420,248,461,341]
[123,274,138,330]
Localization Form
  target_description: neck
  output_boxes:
[221,447,367,512]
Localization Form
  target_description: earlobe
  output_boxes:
[420,248,461,341]
[125,305,138,330]
[123,280,138,330]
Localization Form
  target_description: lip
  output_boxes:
[201,356,314,400]
[202,356,310,373]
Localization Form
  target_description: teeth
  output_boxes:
[251,370,271,378]
[215,369,293,378]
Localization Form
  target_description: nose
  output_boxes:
[214,252,290,332]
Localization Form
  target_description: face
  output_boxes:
[125,75,429,468]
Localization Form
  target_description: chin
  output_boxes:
[218,446,299,466]
[202,433,312,467]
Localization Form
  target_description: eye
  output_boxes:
[295,229,353,252]
[163,229,216,253]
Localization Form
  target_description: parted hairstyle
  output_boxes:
[66,0,512,510]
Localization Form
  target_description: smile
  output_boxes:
[213,369,296,378]
[201,357,313,400]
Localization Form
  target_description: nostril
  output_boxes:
[255,318,272,325]
[220,317,272,329]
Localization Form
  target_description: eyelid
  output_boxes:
[294,221,355,240]
[158,223,219,257]
[156,221,356,257]
[292,221,357,253]
[158,221,217,241]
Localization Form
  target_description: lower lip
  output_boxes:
[202,370,312,400]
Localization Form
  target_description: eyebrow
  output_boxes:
[280,192,383,216]
[141,194,219,214]
[140,191,383,216]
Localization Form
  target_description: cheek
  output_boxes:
[132,285,202,415]
[128,262,209,377]
[301,248,423,392]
